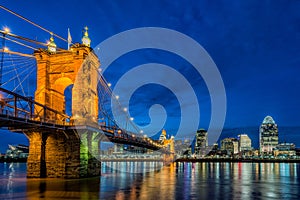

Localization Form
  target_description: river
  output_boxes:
[0,162,300,199]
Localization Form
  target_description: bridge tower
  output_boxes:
[25,28,102,178]
[34,32,99,123]
[159,130,176,163]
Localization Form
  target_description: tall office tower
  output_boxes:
[259,116,278,154]
[238,134,252,152]
[195,129,208,155]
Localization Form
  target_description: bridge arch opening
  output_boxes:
[64,85,73,116]
[53,77,73,115]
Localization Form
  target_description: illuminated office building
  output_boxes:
[195,129,208,155]
[221,138,239,155]
[238,134,252,152]
[259,115,278,154]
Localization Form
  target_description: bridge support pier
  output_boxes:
[25,129,101,178]
[26,132,47,178]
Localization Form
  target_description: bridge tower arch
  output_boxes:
[34,42,99,123]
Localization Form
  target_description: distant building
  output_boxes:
[182,138,192,156]
[113,144,124,154]
[273,143,296,158]
[221,138,239,155]
[5,144,29,159]
[259,116,278,154]
[174,138,192,157]
[195,129,208,155]
[238,134,252,152]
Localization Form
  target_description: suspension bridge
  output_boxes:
[0,5,175,178]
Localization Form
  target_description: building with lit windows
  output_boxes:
[238,134,252,152]
[273,143,296,158]
[259,116,278,154]
[5,144,28,159]
[221,138,239,155]
[195,129,208,155]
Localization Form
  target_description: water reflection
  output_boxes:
[26,177,100,199]
[0,162,300,199]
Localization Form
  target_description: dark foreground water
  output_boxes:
[0,162,300,200]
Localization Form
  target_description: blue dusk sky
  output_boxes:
[0,0,300,151]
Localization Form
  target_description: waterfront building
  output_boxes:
[259,116,279,154]
[195,129,208,155]
[5,144,29,159]
[238,134,252,152]
[221,138,239,155]
[273,143,296,158]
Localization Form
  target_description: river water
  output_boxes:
[0,162,300,199]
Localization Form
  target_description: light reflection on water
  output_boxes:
[0,162,299,199]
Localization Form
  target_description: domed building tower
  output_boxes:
[259,116,278,155]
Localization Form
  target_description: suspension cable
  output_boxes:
[0,5,68,43]
[0,49,35,58]
[0,35,37,51]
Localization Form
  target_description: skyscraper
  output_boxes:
[259,116,278,154]
[195,129,208,155]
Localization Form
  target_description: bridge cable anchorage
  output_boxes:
[0,5,70,44]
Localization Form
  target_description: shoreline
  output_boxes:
[1,158,300,163]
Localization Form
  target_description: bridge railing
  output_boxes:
[0,87,70,125]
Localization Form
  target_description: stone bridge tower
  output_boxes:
[34,29,99,124]
[25,28,102,178]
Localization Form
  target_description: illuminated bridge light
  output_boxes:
[3,27,10,33]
